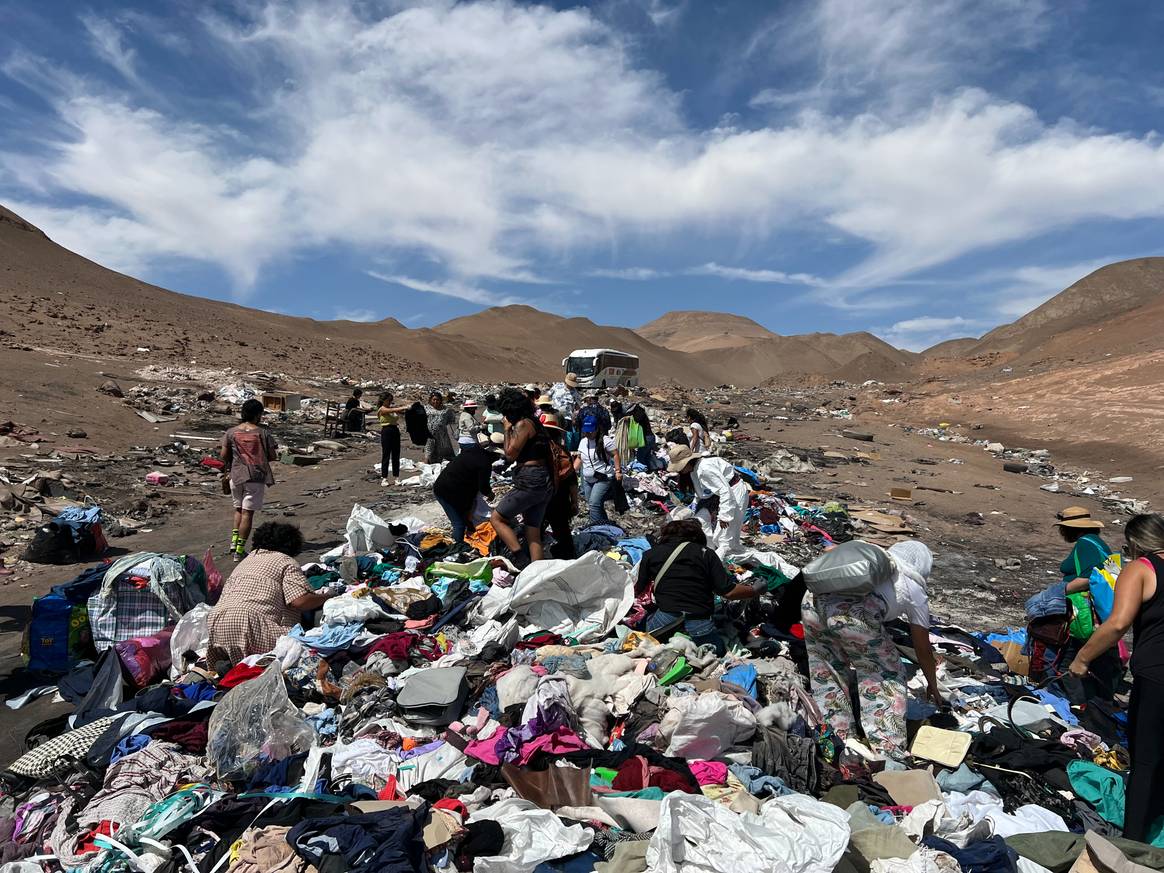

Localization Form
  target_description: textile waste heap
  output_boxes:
[2,432,1160,873]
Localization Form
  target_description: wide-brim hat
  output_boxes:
[1056,506,1104,529]
[477,432,505,448]
[536,394,554,407]
[564,373,579,388]
[462,400,478,408]
[667,444,704,473]
[540,412,565,431]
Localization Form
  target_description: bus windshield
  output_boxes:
[566,356,596,377]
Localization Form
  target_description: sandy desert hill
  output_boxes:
[636,311,779,353]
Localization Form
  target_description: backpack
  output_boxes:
[548,438,573,485]
[24,564,105,674]
[404,402,432,447]
[802,540,894,596]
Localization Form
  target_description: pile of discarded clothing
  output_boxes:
[3,464,1159,873]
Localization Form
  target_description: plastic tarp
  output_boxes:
[474,552,634,644]
[646,792,850,873]
[661,692,758,759]
[169,603,211,679]
[470,797,594,873]
[345,504,406,553]
[206,664,314,779]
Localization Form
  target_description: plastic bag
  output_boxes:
[345,504,403,553]
[487,552,634,644]
[1089,554,1122,622]
[170,603,211,679]
[116,627,174,688]
[207,663,314,779]
[661,691,757,759]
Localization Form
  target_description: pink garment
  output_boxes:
[515,727,590,766]
[404,615,438,630]
[464,733,504,765]
[690,760,729,786]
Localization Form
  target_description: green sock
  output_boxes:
[231,530,240,549]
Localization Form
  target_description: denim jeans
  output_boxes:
[435,495,468,544]
[647,609,725,656]
[582,476,613,525]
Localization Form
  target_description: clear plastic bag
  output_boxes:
[169,603,212,679]
[207,663,314,779]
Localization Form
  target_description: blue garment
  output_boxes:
[287,622,363,654]
[907,699,939,721]
[921,835,1019,873]
[721,664,758,698]
[53,506,104,543]
[176,680,217,702]
[1034,688,1079,726]
[434,495,468,544]
[307,707,339,738]
[582,477,614,525]
[983,628,1027,646]
[937,763,999,797]
[728,764,793,797]
[110,734,150,764]
[579,524,626,541]
[615,537,652,566]
[1025,580,1068,621]
[287,805,429,873]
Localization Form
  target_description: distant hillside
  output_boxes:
[970,258,1164,357]
[923,337,979,358]
[636,310,779,352]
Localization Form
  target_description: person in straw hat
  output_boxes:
[667,444,750,559]
[1056,507,1112,595]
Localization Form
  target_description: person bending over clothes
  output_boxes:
[221,398,279,562]
[433,432,503,546]
[801,540,943,761]
[642,519,759,656]
[1069,513,1164,843]
[667,444,750,559]
[490,387,555,567]
[207,523,339,666]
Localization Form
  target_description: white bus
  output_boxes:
[563,348,640,389]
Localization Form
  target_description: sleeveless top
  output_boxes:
[1132,552,1164,679]
[514,418,550,465]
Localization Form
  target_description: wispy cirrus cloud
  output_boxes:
[366,271,527,307]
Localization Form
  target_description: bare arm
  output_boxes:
[288,591,336,612]
[910,623,943,704]
[613,447,623,480]
[1071,561,1147,673]
[722,582,759,601]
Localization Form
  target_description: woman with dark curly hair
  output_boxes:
[490,387,554,567]
[206,522,340,665]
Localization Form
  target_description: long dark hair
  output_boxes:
[659,518,707,547]
[498,387,536,425]
[1126,513,1164,559]
[377,391,393,408]
[586,423,610,463]
[686,407,709,431]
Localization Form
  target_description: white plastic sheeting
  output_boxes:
[343,504,432,553]
[471,798,594,873]
[168,603,211,679]
[661,692,757,759]
[473,552,634,643]
[646,793,850,873]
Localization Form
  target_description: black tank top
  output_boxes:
[514,419,550,465]
[1132,552,1164,678]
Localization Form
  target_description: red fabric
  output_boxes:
[78,820,117,853]
[435,798,468,821]
[218,662,265,689]
[201,457,226,470]
[611,756,648,791]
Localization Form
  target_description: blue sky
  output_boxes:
[2,0,1164,350]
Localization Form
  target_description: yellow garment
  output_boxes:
[420,531,451,552]
[464,522,497,557]
[379,411,398,427]
[620,631,660,652]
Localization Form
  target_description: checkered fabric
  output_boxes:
[206,550,312,665]
[8,715,118,777]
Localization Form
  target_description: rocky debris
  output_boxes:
[98,379,123,397]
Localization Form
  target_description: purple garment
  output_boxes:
[514,727,590,766]
[398,739,446,761]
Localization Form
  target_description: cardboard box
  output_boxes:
[262,392,302,413]
[991,640,1030,676]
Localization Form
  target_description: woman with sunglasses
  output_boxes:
[1069,513,1164,843]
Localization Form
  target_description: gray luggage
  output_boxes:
[802,540,894,596]
[396,666,468,726]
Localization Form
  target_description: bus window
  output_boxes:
[566,356,596,378]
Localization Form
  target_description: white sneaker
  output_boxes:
[381,478,391,487]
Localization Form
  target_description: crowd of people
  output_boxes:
[203,379,1164,848]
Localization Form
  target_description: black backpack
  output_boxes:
[404,402,432,447]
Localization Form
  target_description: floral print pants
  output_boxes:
[801,591,907,759]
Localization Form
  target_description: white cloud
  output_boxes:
[981,257,1122,319]
[81,14,141,84]
[4,0,1164,309]
[589,267,665,280]
[690,262,823,286]
[878,315,986,350]
[366,271,525,306]
[332,307,379,322]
